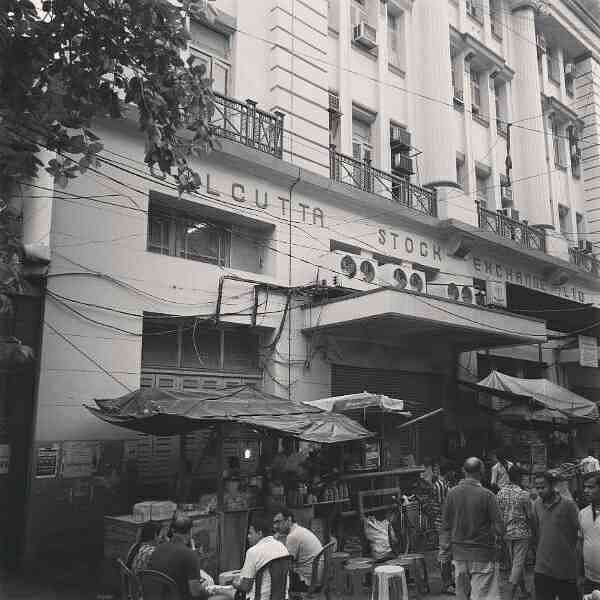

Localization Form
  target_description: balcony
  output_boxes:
[569,246,600,276]
[208,93,285,159]
[329,148,437,218]
[476,202,546,252]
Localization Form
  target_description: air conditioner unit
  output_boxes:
[565,63,576,77]
[353,22,377,49]
[392,152,414,174]
[377,264,425,293]
[501,186,513,207]
[486,281,507,308]
[328,254,377,291]
[444,283,476,304]
[329,91,341,115]
[390,126,411,150]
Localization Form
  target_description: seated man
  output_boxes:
[234,514,290,600]
[126,521,161,574]
[148,515,205,600]
[272,507,322,592]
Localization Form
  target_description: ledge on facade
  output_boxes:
[542,94,584,128]
[189,4,236,36]
[441,219,600,289]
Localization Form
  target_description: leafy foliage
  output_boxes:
[0,0,216,362]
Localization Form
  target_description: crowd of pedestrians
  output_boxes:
[434,450,600,600]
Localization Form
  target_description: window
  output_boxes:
[558,204,569,236]
[547,48,559,84]
[576,212,585,238]
[470,69,481,113]
[387,13,401,68]
[189,47,229,95]
[466,0,482,23]
[476,171,490,208]
[568,124,581,177]
[142,316,260,373]
[490,0,503,39]
[549,115,565,168]
[495,82,508,136]
[329,91,341,148]
[148,207,231,266]
[456,156,466,190]
[352,118,373,163]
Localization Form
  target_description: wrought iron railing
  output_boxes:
[209,93,285,158]
[476,202,546,252]
[569,246,600,276]
[329,147,437,217]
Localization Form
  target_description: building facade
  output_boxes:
[11,0,600,566]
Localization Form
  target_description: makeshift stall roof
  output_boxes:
[85,385,373,443]
[498,404,569,426]
[304,392,411,416]
[465,371,599,423]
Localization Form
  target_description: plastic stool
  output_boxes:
[371,565,408,600]
[344,558,374,600]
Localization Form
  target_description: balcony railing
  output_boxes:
[208,93,285,159]
[329,147,437,217]
[476,202,546,252]
[569,246,600,276]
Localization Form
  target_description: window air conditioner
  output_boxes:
[565,63,576,77]
[501,186,513,207]
[353,22,377,49]
[329,254,377,291]
[390,126,411,150]
[377,264,424,292]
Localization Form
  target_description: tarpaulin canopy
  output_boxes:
[470,371,599,423]
[498,404,569,426]
[85,385,373,443]
[304,392,411,416]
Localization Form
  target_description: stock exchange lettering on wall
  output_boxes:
[376,228,443,264]
[471,256,586,303]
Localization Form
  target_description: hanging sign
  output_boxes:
[579,335,598,368]
[61,441,100,478]
[35,443,60,478]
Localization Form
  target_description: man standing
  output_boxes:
[148,515,204,600]
[532,471,579,600]
[235,514,290,600]
[497,466,532,600]
[272,507,322,592]
[578,472,600,595]
[439,457,503,600]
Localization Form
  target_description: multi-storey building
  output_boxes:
[8,0,600,567]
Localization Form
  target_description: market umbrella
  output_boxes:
[86,385,373,443]
[467,371,599,423]
[304,392,411,416]
[498,404,569,426]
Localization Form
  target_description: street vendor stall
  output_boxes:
[88,386,429,586]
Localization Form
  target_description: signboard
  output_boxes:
[579,335,599,368]
[0,444,10,474]
[35,444,60,478]
[61,441,101,478]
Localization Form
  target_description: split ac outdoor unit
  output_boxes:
[327,253,378,291]
[353,22,377,49]
[486,281,507,308]
[377,264,425,293]
[445,283,477,305]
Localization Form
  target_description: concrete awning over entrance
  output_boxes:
[302,288,547,351]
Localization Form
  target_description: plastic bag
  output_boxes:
[364,516,392,560]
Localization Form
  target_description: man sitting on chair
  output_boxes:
[148,515,206,599]
[234,514,290,600]
[272,507,323,592]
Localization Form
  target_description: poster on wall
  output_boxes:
[579,335,599,368]
[0,444,10,474]
[35,443,60,478]
[61,441,101,478]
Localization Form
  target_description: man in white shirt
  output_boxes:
[235,515,290,600]
[581,449,600,475]
[272,507,323,591]
[579,472,600,596]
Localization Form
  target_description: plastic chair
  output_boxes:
[255,556,292,600]
[117,558,140,600]
[138,569,181,600]
[307,541,336,598]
